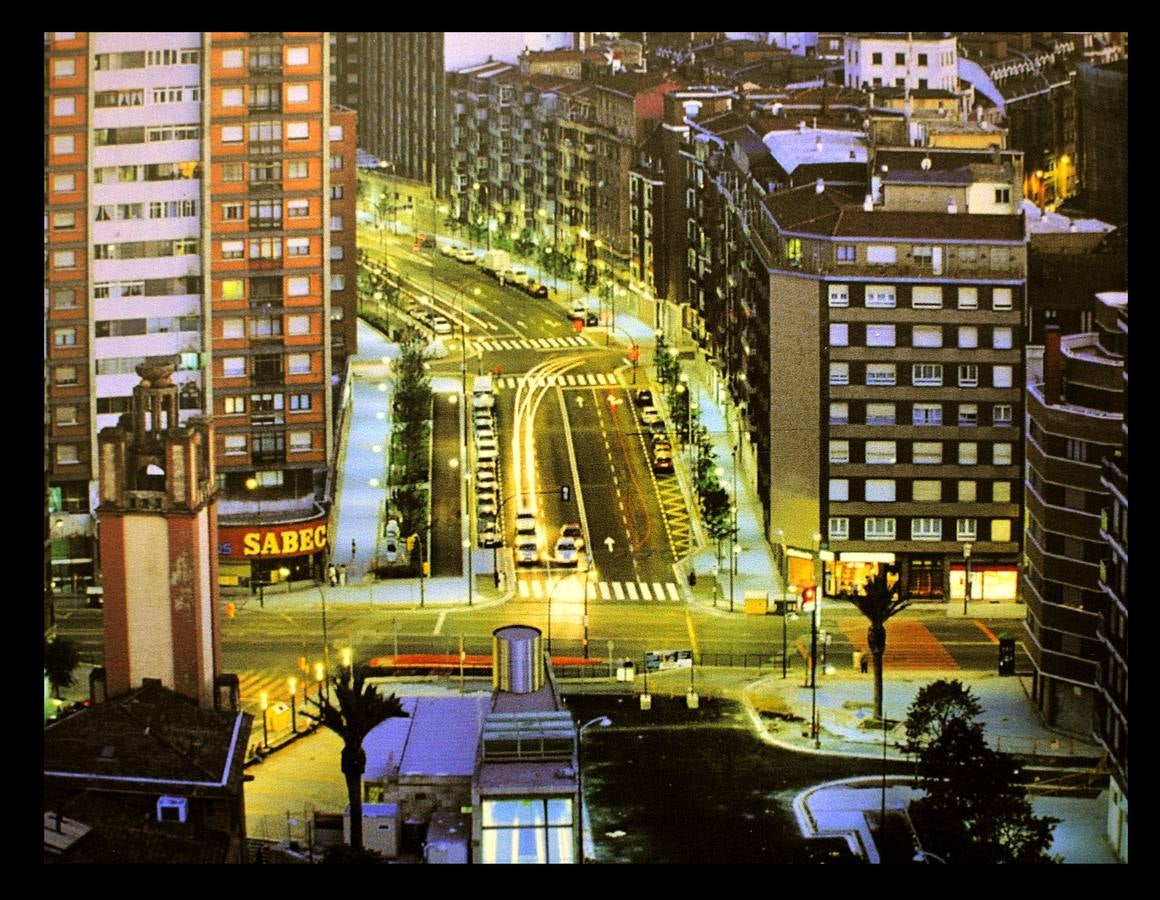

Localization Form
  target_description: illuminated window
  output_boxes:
[829,402,848,424]
[913,480,941,501]
[221,279,244,300]
[911,518,942,541]
[992,287,1013,309]
[958,326,978,349]
[828,518,849,541]
[865,441,896,464]
[828,284,849,307]
[992,365,1013,388]
[866,363,895,386]
[223,396,245,415]
[221,87,243,107]
[913,442,942,464]
[829,440,850,463]
[957,286,978,309]
[992,442,1013,465]
[990,520,1012,542]
[289,431,312,452]
[222,357,245,377]
[286,46,310,66]
[992,326,1013,349]
[958,442,978,465]
[829,323,849,346]
[224,434,246,455]
[992,482,1011,502]
[957,480,976,502]
[829,362,849,386]
[865,479,896,502]
[864,517,896,540]
[287,84,309,104]
[912,403,941,426]
[287,276,310,296]
[866,402,894,425]
[828,479,849,501]
[288,353,311,374]
[865,284,895,307]
[912,286,942,308]
[287,314,310,336]
[912,325,942,348]
[221,318,244,339]
[865,324,895,347]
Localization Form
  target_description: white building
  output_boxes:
[844,33,958,92]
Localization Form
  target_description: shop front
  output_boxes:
[217,513,331,591]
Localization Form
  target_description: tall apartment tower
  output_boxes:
[45,32,346,594]
[96,358,220,705]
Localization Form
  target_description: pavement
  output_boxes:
[71,233,1113,863]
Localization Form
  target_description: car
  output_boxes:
[478,526,502,548]
[476,474,497,493]
[474,411,494,428]
[635,389,654,407]
[652,439,673,455]
[500,268,530,288]
[560,523,585,552]
[475,458,497,475]
[476,437,498,456]
[476,446,498,462]
[477,494,498,517]
[553,537,580,566]
[410,308,433,325]
[524,280,549,298]
[474,426,496,444]
[431,316,453,335]
[640,405,661,425]
[439,242,458,258]
[585,311,599,327]
[515,511,536,536]
[516,540,540,565]
[648,417,668,434]
[453,247,476,264]
[568,299,587,321]
[653,452,674,474]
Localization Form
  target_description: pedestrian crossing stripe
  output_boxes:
[516,579,681,602]
[473,336,590,353]
[494,373,617,390]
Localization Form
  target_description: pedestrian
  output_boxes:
[860,652,869,674]
[326,563,337,587]
[338,563,347,586]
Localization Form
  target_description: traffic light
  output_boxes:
[561,484,571,502]
[224,601,236,619]
[406,534,417,553]
[801,585,817,613]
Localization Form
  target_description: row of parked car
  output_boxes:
[634,389,674,474]
[472,381,503,549]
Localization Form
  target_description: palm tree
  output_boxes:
[308,664,408,851]
[836,566,910,721]
[44,637,80,700]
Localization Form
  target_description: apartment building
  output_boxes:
[843,33,959,92]
[1022,296,1126,734]
[45,32,350,591]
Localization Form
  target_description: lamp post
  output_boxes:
[287,676,298,734]
[811,531,822,749]
[259,691,269,749]
[774,528,788,679]
[962,542,972,616]
[314,661,326,708]
[245,476,265,608]
[576,715,612,863]
[730,444,739,613]
[582,565,596,659]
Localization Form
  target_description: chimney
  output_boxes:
[816,136,823,152]
[947,197,957,214]
[815,178,825,194]
[1044,325,1063,405]
[863,194,874,212]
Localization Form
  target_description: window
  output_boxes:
[990,520,1012,542]
[286,121,309,140]
[958,365,979,388]
[912,286,942,309]
[992,442,1013,465]
[221,318,244,339]
[249,316,282,339]
[53,173,76,193]
[330,155,344,171]
[995,188,1011,204]
[958,246,979,263]
[53,250,76,270]
[864,517,896,540]
[221,87,244,108]
[221,125,244,144]
[866,324,896,347]
[288,352,311,374]
[913,480,941,501]
[221,240,244,260]
[331,184,344,200]
[865,441,897,464]
[829,402,848,425]
[829,323,849,346]
[53,289,77,310]
[865,285,895,307]
[287,276,310,297]
[958,480,976,502]
[56,405,79,426]
[287,314,310,336]
[837,245,855,264]
[221,279,244,300]
[222,48,243,69]
[958,286,978,309]
[287,199,310,219]
[866,363,895,386]
[829,440,850,464]
[328,124,344,140]
[223,395,245,415]
[912,364,942,387]
[55,444,79,466]
[55,365,78,385]
[52,134,76,155]
[224,434,246,455]
[992,326,1013,350]
[866,402,895,425]
[53,58,77,78]
[329,246,344,261]
[287,237,310,256]
[895,52,905,65]
[958,403,978,426]
[222,357,245,377]
[54,327,77,347]
[958,443,978,465]
[287,84,310,104]
[993,481,1011,502]
[866,245,897,266]
[287,46,310,66]
[911,518,942,541]
[912,403,941,426]
[956,518,977,540]
[249,238,282,260]
[828,479,849,501]
[865,479,896,502]
[53,96,76,117]
[958,326,978,349]
[992,404,1013,427]
[289,431,312,453]
[992,365,1013,388]
[913,441,943,464]
[912,325,942,348]
[289,393,311,411]
[52,210,76,230]
[828,518,849,541]
[872,52,883,64]
[829,362,849,386]
[917,53,928,66]
[331,274,346,291]
[828,284,849,307]
[992,287,1013,310]
[221,162,244,183]
[287,160,308,179]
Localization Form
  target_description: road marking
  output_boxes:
[686,607,699,662]
[600,582,611,600]
[653,582,666,602]
[518,580,530,598]
[973,620,1000,643]
[612,582,625,600]
[666,582,681,602]
[434,610,447,635]
[626,582,640,601]
[638,582,653,601]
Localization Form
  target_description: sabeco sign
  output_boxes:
[217,515,329,560]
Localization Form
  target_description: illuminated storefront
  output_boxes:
[217,513,330,588]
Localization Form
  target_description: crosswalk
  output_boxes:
[491,372,618,390]
[472,336,591,353]
[516,578,683,603]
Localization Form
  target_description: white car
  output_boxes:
[560,523,585,553]
[515,511,536,536]
[553,537,579,566]
[478,525,501,548]
[439,242,458,257]
[453,247,476,264]
[477,493,498,517]
[431,315,453,335]
[501,268,530,288]
[516,540,541,566]
[640,405,661,425]
[475,457,497,474]
[475,426,496,444]
[476,469,497,490]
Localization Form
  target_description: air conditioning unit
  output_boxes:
[157,796,188,823]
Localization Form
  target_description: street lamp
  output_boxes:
[314,660,326,708]
[962,542,972,616]
[774,528,788,679]
[340,646,353,669]
[287,676,298,734]
[582,565,597,659]
[576,715,612,863]
[259,691,269,749]
[245,476,265,608]
[811,531,823,749]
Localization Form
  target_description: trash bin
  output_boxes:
[998,637,1016,676]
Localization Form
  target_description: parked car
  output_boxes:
[516,540,540,566]
[478,525,502,548]
[515,510,536,536]
[524,280,549,298]
[453,247,477,264]
[476,436,498,456]
[431,315,453,335]
[585,311,599,327]
[560,523,585,552]
[640,405,661,425]
[652,438,673,455]
[635,389,654,407]
[476,469,497,490]
[439,242,458,258]
[477,493,498,517]
[568,299,587,320]
[475,426,496,444]
[653,451,674,474]
[500,268,530,288]
[475,457,497,474]
[553,537,579,566]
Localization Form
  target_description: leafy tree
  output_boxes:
[306,664,408,852]
[835,566,910,720]
[391,337,432,424]
[44,637,80,699]
[653,332,681,397]
[904,679,1060,864]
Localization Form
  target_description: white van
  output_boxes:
[472,374,496,409]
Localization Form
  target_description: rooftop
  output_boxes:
[762,128,868,174]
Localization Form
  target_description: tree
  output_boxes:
[307,664,408,852]
[904,679,1060,864]
[835,566,910,720]
[44,637,80,700]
